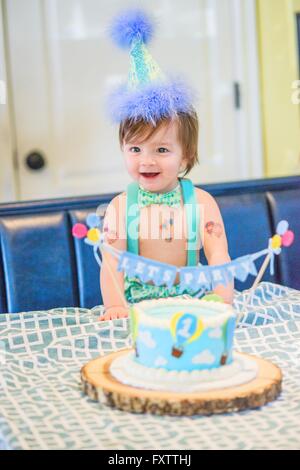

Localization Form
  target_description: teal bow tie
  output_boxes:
[138,184,181,208]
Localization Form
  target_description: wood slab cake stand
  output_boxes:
[81,349,282,416]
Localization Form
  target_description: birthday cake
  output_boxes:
[109,298,259,393]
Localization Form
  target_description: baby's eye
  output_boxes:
[129,146,141,153]
[157,147,169,153]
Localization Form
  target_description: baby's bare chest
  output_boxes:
[138,206,189,267]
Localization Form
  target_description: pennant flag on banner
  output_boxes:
[117,252,136,278]
[195,267,211,290]
[211,266,228,289]
[231,255,257,282]
[243,256,258,276]
[179,267,197,292]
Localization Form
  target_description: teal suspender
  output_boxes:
[126,179,199,266]
[180,179,199,266]
[126,182,140,255]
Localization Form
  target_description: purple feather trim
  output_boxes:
[109,9,155,49]
[107,78,195,124]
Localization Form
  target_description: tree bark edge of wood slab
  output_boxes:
[80,350,282,416]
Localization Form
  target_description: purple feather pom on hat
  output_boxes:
[108,9,154,49]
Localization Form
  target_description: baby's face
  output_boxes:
[122,119,187,193]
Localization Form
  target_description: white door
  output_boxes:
[0,0,16,202]
[4,0,263,201]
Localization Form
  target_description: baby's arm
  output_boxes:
[196,189,234,304]
[100,193,130,320]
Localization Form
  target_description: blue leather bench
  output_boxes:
[0,176,299,314]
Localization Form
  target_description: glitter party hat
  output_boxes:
[107,9,195,125]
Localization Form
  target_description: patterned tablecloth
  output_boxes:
[0,282,300,450]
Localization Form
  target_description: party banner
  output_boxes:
[117,251,259,292]
[72,215,295,293]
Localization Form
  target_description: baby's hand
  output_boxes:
[99,306,129,321]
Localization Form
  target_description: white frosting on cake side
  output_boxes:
[110,351,258,393]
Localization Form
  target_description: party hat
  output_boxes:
[107,9,194,124]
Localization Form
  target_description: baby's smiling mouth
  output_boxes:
[140,172,160,178]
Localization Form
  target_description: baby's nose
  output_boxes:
[140,153,156,165]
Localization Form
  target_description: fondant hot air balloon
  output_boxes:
[170,312,204,358]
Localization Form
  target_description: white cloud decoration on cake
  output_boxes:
[208,327,223,339]
[139,330,156,348]
[154,356,168,367]
[192,350,215,365]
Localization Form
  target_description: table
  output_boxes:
[0,282,299,450]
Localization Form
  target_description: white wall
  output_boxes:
[0,0,16,202]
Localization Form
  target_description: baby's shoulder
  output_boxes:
[194,187,224,223]
[104,192,126,224]
[103,192,127,246]
[194,187,218,207]
[108,191,126,204]
[106,192,126,211]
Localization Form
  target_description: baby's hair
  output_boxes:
[119,110,199,175]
